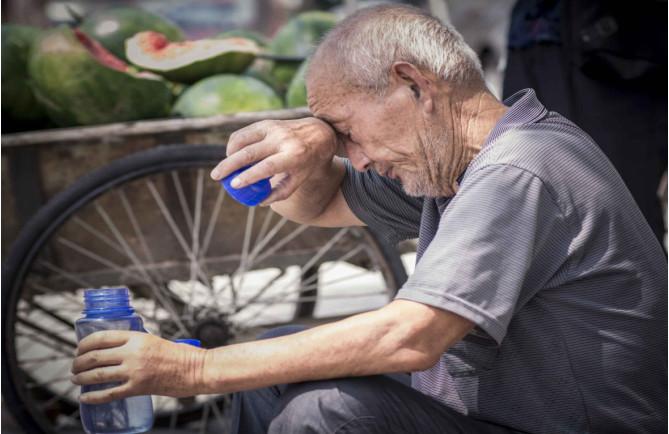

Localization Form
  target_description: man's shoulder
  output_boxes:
[469,111,607,185]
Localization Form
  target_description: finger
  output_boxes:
[72,348,123,374]
[226,121,272,156]
[230,154,292,188]
[259,172,304,206]
[77,331,131,356]
[72,365,127,386]
[79,382,133,405]
[210,140,276,181]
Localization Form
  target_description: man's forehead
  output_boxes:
[307,80,352,124]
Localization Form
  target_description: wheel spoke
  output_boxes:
[72,216,127,257]
[16,317,77,349]
[27,300,76,329]
[233,268,286,313]
[38,260,91,289]
[271,228,350,297]
[199,186,226,260]
[172,171,194,232]
[234,206,256,294]
[249,223,309,267]
[190,169,205,284]
[16,330,74,357]
[253,209,275,250]
[234,230,355,321]
[250,216,288,261]
[39,383,77,409]
[198,400,211,434]
[294,244,366,290]
[146,179,213,291]
[209,398,227,430]
[118,189,165,283]
[18,354,73,365]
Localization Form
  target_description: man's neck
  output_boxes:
[430,83,508,196]
[457,88,509,159]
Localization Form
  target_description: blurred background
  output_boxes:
[2,0,666,433]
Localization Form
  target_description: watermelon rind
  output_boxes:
[80,7,183,61]
[172,74,283,118]
[28,27,172,126]
[126,32,259,84]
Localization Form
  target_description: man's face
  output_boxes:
[308,74,448,197]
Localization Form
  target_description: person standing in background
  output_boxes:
[504,0,667,244]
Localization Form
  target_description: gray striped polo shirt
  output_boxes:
[341,89,667,433]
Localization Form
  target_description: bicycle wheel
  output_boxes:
[1,144,407,433]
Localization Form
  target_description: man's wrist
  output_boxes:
[189,347,213,395]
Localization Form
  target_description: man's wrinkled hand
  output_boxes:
[210,117,338,205]
[71,331,207,405]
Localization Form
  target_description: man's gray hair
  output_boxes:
[309,5,484,94]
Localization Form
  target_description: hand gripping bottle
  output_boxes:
[75,287,153,434]
[221,164,272,206]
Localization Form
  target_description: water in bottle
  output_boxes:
[75,287,154,434]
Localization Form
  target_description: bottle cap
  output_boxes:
[220,164,271,206]
[174,339,202,348]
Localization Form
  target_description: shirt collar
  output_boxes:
[484,88,548,147]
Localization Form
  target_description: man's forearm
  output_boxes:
[270,157,346,225]
[196,301,473,395]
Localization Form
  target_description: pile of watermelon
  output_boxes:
[2,7,337,130]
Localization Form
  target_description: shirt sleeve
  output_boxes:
[395,164,569,344]
[340,158,423,245]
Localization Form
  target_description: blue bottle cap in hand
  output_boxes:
[221,165,271,206]
[174,338,202,347]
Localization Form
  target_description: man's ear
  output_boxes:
[390,62,434,112]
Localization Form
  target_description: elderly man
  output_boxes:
[72,5,667,434]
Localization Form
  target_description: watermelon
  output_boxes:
[268,11,337,95]
[285,59,309,108]
[126,31,259,83]
[2,24,46,121]
[80,7,183,61]
[217,29,269,48]
[28,27,172,126]
[173,75,283,118]
[269,11,337,57]
[244,58,282,93]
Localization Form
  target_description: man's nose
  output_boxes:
[346,143,372,172]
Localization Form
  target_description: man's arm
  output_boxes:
[71,300,473,403]
[210,118,363,227]
[198,300,472,394]
[269,157,364,227]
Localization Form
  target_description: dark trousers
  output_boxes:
[230,326,519,434]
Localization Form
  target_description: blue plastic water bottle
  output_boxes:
[221,164,272,206]
[75,287,153,434]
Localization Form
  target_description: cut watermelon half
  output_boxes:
[126,31,259,83]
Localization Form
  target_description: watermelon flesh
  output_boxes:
[126,31,259,83]
[74,28,128,72]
